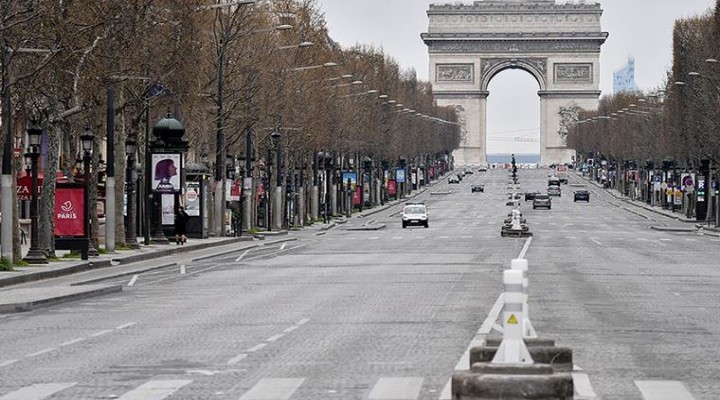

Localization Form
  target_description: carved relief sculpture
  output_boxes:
[437,64,474,82]
[555,63,593,83]
[557,105,581,145]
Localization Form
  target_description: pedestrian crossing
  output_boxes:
[0,377,699,399]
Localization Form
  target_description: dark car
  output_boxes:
[574,189,590,202]
[533,194,552,209]
[524,191,541,201]
[478,167,488,172]
[471,184,484,193]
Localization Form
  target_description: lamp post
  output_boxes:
[271,130,282,230]
[22,121,47,264]
[125,136,140,248]
[80,128,98,258]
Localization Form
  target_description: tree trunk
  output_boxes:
[39,124,61,257]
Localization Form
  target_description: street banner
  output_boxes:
[226,178,241,201]
[396,168,406,183]
[54,187,85,237]
[362,173,370,203]
[353,187,362,206]
[185,182,201,216]
[17,176,43,201]
[387,179,397,197]
[342,171,357,190]
[152,153,181,193]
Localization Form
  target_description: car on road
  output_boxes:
[471,184,484,193]
[547,186,561,197]
[478,167,488,172]
[524,191,541,201]
[402,203,429,228]
[533,194,552,209]
[448,176,460,184]
[574,189,590,202]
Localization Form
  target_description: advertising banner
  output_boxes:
[387,179,397,197]
[363,173,370,203]
[185,182,201,216]
[54,187,85,237]
[226,179,241,201]
[353,187,362,206]
[162,194,175,225]
[396,168,406,183]
[152,153,181,193]
[342,171,357,190]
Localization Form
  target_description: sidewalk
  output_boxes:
[581,174,720,236]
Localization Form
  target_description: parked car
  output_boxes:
[574,189,590,202]
[533,194,552,209]
[547,186,561,197]
[402,203,429,228]
[524,191,541,201]
[471,184,484,193]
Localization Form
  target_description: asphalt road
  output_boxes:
[0,168,718,399]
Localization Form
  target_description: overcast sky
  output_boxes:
[314,0,716,154]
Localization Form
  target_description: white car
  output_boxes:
[402,203,429,228]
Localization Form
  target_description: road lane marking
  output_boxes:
[368,377,423,399]
[127,275,139,286]
[0,359,19,367]
[239,378,305,400]
[283,326,299,333]
[279,243,287,250]
[235,250,250,262]
[247,343,267,352]
[519,237,533,259]
[590,237,602,246]
[59,338,86,347]
[116,322,137,330]
[573,372,598,399]
[91,329,113,337]
[267,334,284,342]
[635,380,696,400]
[227,354,248,365]
[26,348,56,358]
[296,319,310,325]
[117,380,192,400]
[0,382,76,400]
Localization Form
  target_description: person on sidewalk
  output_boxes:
[174,206,189,245]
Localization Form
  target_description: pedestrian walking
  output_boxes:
[174,206,189,245]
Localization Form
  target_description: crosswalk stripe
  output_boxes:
[368,377,423,399]
[573,372,598,399]
[635,380,695,400]
[239,378,304,400]
[116,380,192,400]
[0,382,76,400]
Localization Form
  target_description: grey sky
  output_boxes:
[315,0,717,154]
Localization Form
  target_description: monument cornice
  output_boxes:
[425,37,607,54]
[428,2,602,13]
[422,32,609,41]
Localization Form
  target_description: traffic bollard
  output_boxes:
[511,258,538,338]
[492,269,533,364]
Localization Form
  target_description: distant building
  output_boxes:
[613,57,639,94]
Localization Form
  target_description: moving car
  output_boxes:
[548,176,561,187]
[524,191,541,201]
[402,203,429,228]
[547,186,561,197]
[471,184,484,193]
[574,189,590,202]
[478,167,488,172]
[533,194,552,209]
[448,176,460,184]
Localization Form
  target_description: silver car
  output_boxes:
[533,194,552,209]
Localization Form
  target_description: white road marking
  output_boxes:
[0,359,19,367]
[59,338,86,347]
[590,237,602,246]
[283,326,298,333]
[91,329,113,337]
[519,237,533,259]
[279,243,287,250]
[573,372,598,399]
[673,292,681,296]
[368,377,423,399]
[439,236,449,239]
[239,378,304,400]
[247,343,267,352]
[116,380,192,400]
[685,238,698,242]
[26,348,56,358]
[227,353,248,365]
[0,382,76,400]
[235,250,250,262]
[369,237,380,240]
[267,334,284,342]
[635,380,696,400]
[127,275,138,286]
[116,322,137,330]
[296,319,310,325]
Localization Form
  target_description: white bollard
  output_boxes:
[511,258,538,338]
[492,269,533,364]
[511,208,523,231]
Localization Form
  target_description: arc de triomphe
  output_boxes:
[422,0,608,166]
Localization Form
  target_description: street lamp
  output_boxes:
[125,136,139,249]
[80,127,98,258]
[22,120,47,264]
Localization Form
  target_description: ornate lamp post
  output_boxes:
[22,121,47,264]
[80,128,98,257]
[125,136,139,248]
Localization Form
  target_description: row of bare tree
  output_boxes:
[568,0,720,171]
[0,0,461,262]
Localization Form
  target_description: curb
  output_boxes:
[0,259,113,288]
[0,284,123,313]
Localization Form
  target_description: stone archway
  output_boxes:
[422,0,608,166]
